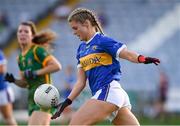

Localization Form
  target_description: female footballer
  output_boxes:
[5,21,62,125]
[51,8,160,125]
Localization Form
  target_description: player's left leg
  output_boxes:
[28,111,51,126]
[69,99,118,125]
[0,86,17,126]
[0,104,17,126]
[112,107,140,125]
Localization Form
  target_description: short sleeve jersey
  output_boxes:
[76,33,126,95]
[0,50,7,90]
[18,45,52,107]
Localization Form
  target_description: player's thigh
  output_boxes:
[0,103,13,118]
[112,107,140,125]
[69,99,118,125]
[28,111,51,125]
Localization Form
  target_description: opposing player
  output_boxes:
[0,50,17,126]
[51,8,160,125]
[5,21,62,125]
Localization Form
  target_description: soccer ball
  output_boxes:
[34,84,60,109]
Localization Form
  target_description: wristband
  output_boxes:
[138,55,146,63]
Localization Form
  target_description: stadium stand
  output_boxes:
[0,0,59,47]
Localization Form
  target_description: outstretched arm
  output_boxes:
[51,67,87,119]
[14,79,29,88]
[5,72,28,88]
[119,47,160,65]
[119,47,139,63]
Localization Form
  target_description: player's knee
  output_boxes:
[112,108,140,125]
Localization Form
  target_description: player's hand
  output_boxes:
[51,98,72,120]
[144,57,160,65]
[138,55,160,65]
[24,69,37,79]
[4,73,15,83]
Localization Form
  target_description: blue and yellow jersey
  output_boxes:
[76,33,126,95]
[0,50,7,90]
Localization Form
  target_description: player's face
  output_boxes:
[17,25,33,45]
[69,20,89,41]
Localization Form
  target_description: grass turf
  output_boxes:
[0,114,180,125]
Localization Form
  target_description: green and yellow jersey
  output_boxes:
[18,45,55,115]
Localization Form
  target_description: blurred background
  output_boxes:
[0,0,180,125]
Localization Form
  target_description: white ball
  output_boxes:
[34,84,60,109]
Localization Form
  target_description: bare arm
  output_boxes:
[5,71,29,88]
[13,72,29,88]
[51,67,87,119]
[0,64,6,74]
[14,56,61,88]
[14,79,29,88]
[36,56,62,76]
[119,47,139,63]
[67,67,87,101]
[119,47,160,65]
